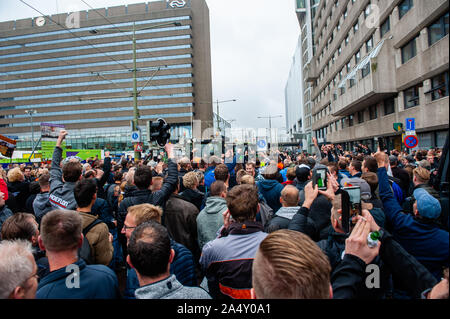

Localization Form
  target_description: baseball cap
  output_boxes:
[413,188,441,219]
[340,177,372,200]
[295,164,311,182]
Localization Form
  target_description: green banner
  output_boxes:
[41,140,66,160]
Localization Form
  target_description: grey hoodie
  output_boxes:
[196,196,227,250]
[33,192,53,223]
[135,274,211,299]
[49,146,77,210]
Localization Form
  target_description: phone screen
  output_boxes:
[315,168,328,190]
[342,186,361,233]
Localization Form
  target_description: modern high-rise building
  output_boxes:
[0,0,213,151]
[285,36,305,145]
[294,0,320,153]
[299,0,449,150]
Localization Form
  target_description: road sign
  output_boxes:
[405,118,415,131]
[393,123,403,132]
[134,143,143,152]
[131,131,140,143]
[257,139,267,151]
[404,135,419,149]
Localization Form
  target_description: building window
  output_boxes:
[398,0,413,19]
[366,36,373,52]
[353,21,359,33]
[340,86,346,95]
[364,2,372,19]
[338,45,342,55]
[401,37,417,64]
[341,118,346,129]
[343,8,348,20]
[369,105,377,120]
[335,121,339,131]
[428,12,449,46]
[428,71,449,101]
[383,97,395,115]
[349,78,356,88]
[357,110,364,123]
[404,84,421,109]
[361,62,370,78]
[346,61,351,72]
[348,114,354,127]
[355,50,361,64]
[345,34,349,45]
[380,16,390,38]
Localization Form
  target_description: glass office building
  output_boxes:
[0,0,213,150]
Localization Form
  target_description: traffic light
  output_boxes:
[147,118,171,146]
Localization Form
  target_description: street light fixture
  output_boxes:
[89,21,181,159]
[257,114,283,145]
[25,109,37,148]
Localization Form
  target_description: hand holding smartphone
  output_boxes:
[341,186,362,234]
[313,167,328,190]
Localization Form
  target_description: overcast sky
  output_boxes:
[0,0,300,130]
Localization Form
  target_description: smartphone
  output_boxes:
[313,168,328,190]
[341,186,361,233]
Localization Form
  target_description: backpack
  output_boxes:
[259,201,273,229]
[78,218,104,265]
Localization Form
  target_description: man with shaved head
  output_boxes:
[266,185,303,232]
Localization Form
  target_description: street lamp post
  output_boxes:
[89,21,181,159]
[25,109,37,148]
[215,99,237,134]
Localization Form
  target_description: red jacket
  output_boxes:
[0,178,8,201]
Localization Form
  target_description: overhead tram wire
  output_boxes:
[18,0,131,71]
[79,0,192,93]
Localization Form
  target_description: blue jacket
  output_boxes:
[279,168,288,182]
[36,259,120,299]
[123,238,197,299]
[377,167,449,280]
[256,179,285,212]
[204,157,237,188]
[337,170,352,185]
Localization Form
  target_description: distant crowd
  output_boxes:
[0,131,448,300]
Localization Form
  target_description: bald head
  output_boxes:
[280,185,300,207]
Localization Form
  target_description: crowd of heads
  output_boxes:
[0,139,448,300]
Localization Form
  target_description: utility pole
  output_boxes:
[87,21,180,160]
[25,109,37,149]
[215,99,237,136]
[257,115,283,148]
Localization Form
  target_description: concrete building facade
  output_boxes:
[0,0,213,150]
[295,0,320,153]
[303,0,448,151]
[285,36,306,144]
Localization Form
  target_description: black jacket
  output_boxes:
[117,159,178,228]
[287,206,319,240]
[331,229,438,299]
[7,180,30,212]
[179,188,205,212]
[95,156,111,200]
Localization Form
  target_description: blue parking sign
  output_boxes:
[405,118,415,131]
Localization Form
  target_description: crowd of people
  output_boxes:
[0,130,448,300]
